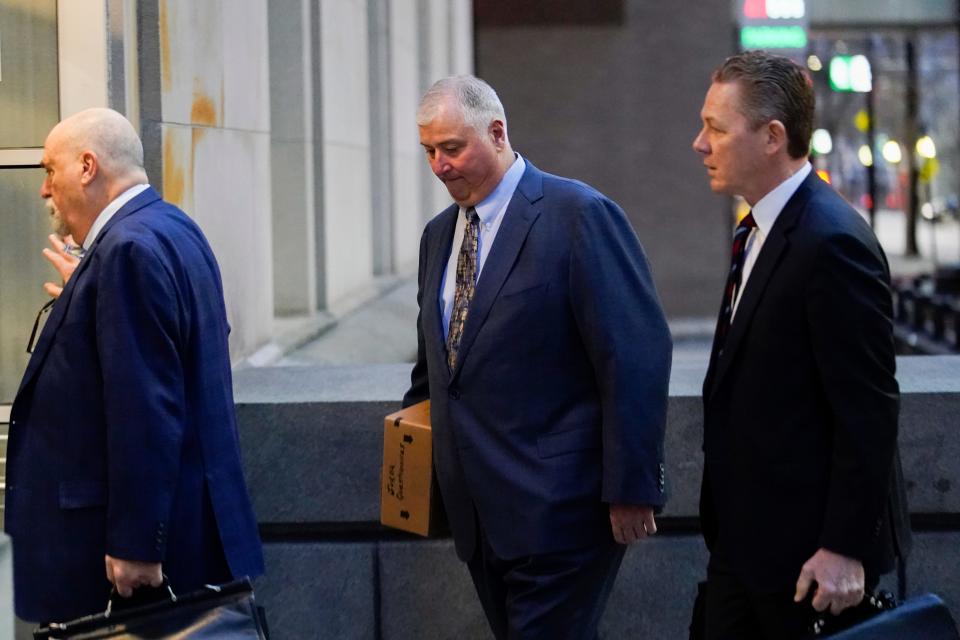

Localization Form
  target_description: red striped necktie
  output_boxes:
[715,212,757,352]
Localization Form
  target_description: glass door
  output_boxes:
[0,0,60,402]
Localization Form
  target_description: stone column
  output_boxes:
[387,0,425,269]
[140,0,274,360]
[316,0,375,312]
[270,0,320,315]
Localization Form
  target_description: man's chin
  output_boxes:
[447,191,473,208]
[48,213,70,238]
[708,179,729,196]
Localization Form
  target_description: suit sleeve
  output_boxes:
[569,195,673,507]
[806,231,899,560]
[403,225,431,408]
[96,239,186,562]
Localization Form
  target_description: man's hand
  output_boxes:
[42,234,80,298]
[794,548,865,615]
[105,555,163,597]
[609,504,657,544]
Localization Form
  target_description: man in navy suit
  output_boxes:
[692,52,910,639]
[5,108,264,623]
[403,76,672,639]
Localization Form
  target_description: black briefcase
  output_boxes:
[816,593,959,639]
[33,578,268,639]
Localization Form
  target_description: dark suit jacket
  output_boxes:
[403,160,672,562]
[700,171,911,592]
[5,187,264,622]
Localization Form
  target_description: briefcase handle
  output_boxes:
[809,590,898,636]
[104,573,180,617]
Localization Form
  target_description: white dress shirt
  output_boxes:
[733,162,812,317]
[439,154,526,338]
[82,183,151,251]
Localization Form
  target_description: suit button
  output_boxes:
[448,389,460,400]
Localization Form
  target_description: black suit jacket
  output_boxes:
[404,160,672,562]
[700,171,911,592]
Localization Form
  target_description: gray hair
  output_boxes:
[417,75,507,134]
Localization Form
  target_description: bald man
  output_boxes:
[5,108,264,623]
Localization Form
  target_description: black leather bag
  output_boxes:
[808,590,899,636]
[33,578,268,639]
[815,593,960,639]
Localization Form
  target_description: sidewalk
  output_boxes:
[279,209,955,367]
[873,208,960,278]
[278,280,420,366]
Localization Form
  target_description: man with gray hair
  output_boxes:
[403,75,672,638]
[5,108,264,623]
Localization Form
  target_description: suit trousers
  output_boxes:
[705,558,810,640]
[466,519,625,640]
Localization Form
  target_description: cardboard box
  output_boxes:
[380,400,443,536]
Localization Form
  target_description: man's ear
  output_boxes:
[766,120,788,156]
[79,151,99,186]
[489,119,507,150]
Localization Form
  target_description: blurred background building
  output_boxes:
[0,0,471,401]
[1,0,958,391]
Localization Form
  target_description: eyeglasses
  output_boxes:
[26,298,56,354]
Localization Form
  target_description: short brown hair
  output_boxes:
[713,51,814,159]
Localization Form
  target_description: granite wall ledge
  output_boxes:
[234,356,960,525]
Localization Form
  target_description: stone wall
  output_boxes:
[136,0,473,360]
[139,0,274,361]
[234,356,960,638]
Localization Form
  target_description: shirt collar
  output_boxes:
[750,162,811,237]
[83,183,151,250]
[464,154,526,224]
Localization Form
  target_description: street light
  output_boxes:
[916,135,937,159]
[882,140,903,164]
[811,129,833,155]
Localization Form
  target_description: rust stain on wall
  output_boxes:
[159,0,172,92]
[191,128,205,179]
[163,129,187,207]
[191,92,218,127]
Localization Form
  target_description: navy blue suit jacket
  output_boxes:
[5,187,264,622]
[404,161,672,562]
[700,172,910,592]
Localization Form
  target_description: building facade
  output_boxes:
[0,0,472,401]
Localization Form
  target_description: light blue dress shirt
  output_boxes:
[440,154,526,338]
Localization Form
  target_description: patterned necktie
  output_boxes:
[446,207,480,370]
[715,212,757,352]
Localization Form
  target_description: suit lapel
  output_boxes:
[450,163,543,380]
[423,206,458,369]
[706,174,817,401]
[16,187,161,396]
